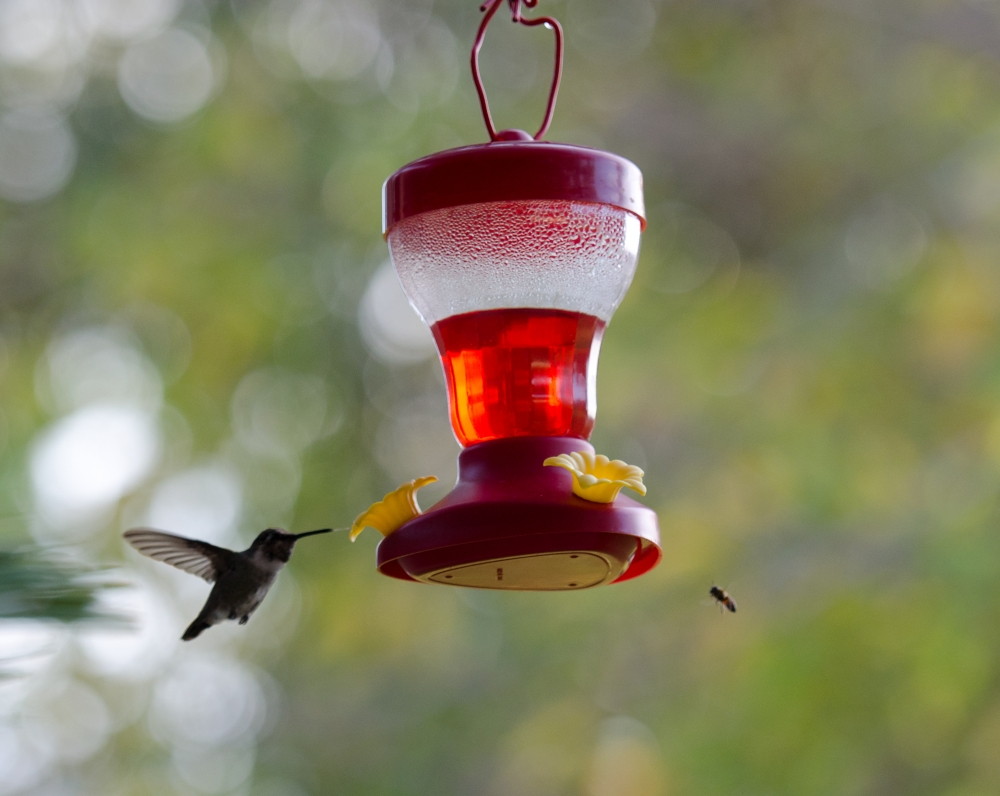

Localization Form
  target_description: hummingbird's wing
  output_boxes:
[123,528,237,583]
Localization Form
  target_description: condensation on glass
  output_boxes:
[388,200,642,446]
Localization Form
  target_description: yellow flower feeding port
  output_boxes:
[350,477,438,541]
[543,453,646,504]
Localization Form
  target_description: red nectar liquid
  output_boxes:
[431,308,606,446]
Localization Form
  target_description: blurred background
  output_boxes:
[1,0,999,793]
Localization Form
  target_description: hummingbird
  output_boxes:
[123,526,333,640]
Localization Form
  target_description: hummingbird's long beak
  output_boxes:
[294,528,334,539]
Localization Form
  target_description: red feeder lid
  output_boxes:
[382,131,645,235]
[384,2,645,235]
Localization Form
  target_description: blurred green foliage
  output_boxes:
[0,551,105,623]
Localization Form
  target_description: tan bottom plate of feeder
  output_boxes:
[420,550,625,591]
[386,525,646,591]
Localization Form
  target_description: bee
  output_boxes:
[709,585,737,613]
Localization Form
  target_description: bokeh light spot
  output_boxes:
[287,0,381,81]
[118,26,219,123]
[31,403,161,526]
[81,0,179,41]
[77,574,179,679]
[0,109,76,202]
[845,197,928,289]
[231,368,329,455]
[586,716,664,796]
[149,654,268,748]
[359,261,436,364]
[0,0,64,65]
[145,465,243,546]
[37,326,163,415]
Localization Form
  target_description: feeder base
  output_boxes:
[376,437,661,590]
[405,531,639,590]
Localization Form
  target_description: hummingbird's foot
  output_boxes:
[239,615,249,625]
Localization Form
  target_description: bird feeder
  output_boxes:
[374,0,661,590]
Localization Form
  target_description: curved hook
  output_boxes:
[471,0,564,142]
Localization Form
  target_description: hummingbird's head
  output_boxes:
[250,527,332,563]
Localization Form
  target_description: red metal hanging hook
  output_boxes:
[471,0,564,142]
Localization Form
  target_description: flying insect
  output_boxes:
[709,585,737,613]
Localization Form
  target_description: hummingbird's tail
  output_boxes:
[182,616,212,641]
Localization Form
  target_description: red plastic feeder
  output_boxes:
[375,0,661,590]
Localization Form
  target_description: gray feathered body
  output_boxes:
[123,527,324,641]
[183,549,286,640]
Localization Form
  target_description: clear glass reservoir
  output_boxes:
[388,199,642,446]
